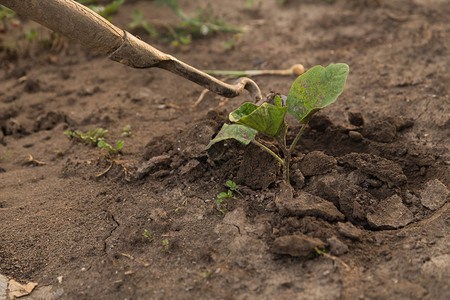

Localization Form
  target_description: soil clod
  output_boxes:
[272,234,325,257]
[367,195,414,229]
[326,236,349,256]
[419,179,449,210]
[276,191,345,222]
[337,222,364,241]
[339,153,407,187]
[300,151,337,177]
[136,155,171,179]
[237,144,279,189]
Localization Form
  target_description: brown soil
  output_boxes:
[1,0,449,299]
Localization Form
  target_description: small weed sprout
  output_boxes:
[207,64,349,187]
[127,9,158,37]
[200,270,213,279]
[216,180,240,214]
[143,229,154,242]
[97,139,124,154]
[0,150,12,162]
[64,128,108,145]
[162,239,169,252]
[121,124,134,137]
[64,128,124,155]
[0,5,17,33]
[155,0,244,46]
[215,199,227,214]
[217,180,240,199]
[25,28,38,42]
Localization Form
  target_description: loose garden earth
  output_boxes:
[0,0,449,299]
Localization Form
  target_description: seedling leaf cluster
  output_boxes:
[64,128,124,155]
[216,180,240,214]
[207,63,349,186]
[217,180,239,199]
[129,0,243,46]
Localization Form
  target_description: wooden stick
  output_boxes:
[0,0,262,101]
[203,64,306,77]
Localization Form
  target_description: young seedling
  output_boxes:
[0,150,12,163]
[64,128,124,155]
[97,139,124,154]
[0,5,17,33]
[155,0,244,46]
[162,239,169,252]
[207,63,349,187]
[127,9,158,37]
[143,229,154,243]
[216,180,240,214]
[121,124,134,137]
[215,199,227,214]
[217,180,239,199]
[64,128,108,146]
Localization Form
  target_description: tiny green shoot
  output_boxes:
[215,199,227,214]
[207,63,349,186]
[200,270,213,278]
[97,139,124,154]
[217,180,239,199]
[64,128,124,155]
[0,150,12,162]
[121,124,134,137]
[154,0,244,46]
[127,9,158,37]
[25,29,38,42]
[143,229,154,242]
[162,239,169,252]
[216,180,240,214]
[64,128,108,146]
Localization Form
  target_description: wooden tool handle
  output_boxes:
[1,0,262,101]
[0,0,124,54]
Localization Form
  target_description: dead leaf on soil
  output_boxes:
[4,277,38,300]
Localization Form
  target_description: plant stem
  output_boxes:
[274,136,290,185]
[289,122,308,152]
[251,140,284,166]
[284,154,290,184]
[281,121,308,185]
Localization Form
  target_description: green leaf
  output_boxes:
[131,9,143,22]
[217,192,228,199]
[97,0,124,18]
[226,180,237,190]
[229,102,288,137]
[116,140,124,150]
[97,140,107,148]
[274,95,282,107]
[206,124,258,149]
[287,63,349,123]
